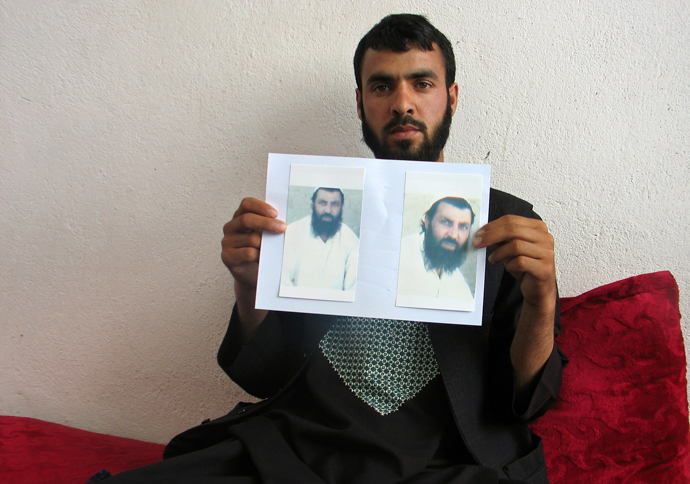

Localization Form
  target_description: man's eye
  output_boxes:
[417,81,432,89]
[372,85,389,92]
[460,224,470,231]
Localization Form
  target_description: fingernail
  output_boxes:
[268,208,278,218]
[473,236,482,247]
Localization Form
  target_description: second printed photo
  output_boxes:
[396,172,483,312]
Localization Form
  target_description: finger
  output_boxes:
[222,231,262,251]
[504,257,557,304]
[233,197,279,219]
[474,219,551,249]
[222,246,261,269]
[487,239,554,266]
[503,254,555,279]
[478,214,547,232]
[477,220,550,247]
[223,211,286,236]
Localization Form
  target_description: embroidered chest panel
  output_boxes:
[319,317,440,415]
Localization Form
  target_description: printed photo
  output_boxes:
[279,164,365,302]
[396,172,483,312]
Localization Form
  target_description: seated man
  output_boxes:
[102,13,566,484]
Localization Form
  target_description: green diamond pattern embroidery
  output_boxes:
[319,317,440,415]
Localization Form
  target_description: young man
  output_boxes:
[102,14,565,484]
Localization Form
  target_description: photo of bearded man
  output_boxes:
[280,186,361,299]
[397,195,478,311]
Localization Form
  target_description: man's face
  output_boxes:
[356,45,458,162]
[311,189,343,239]
[423,202,473,273]
[313,189,343,220]
[428,202,473,250]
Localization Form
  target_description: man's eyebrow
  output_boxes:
[365,73,395,86]
[407,69,438,80]
[365,69,439,86]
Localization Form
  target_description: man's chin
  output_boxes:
[378,144,430,162]
[384,138,446,162]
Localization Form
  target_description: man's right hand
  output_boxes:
[222,198,286,288]
[221,198,286,339]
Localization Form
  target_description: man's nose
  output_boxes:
[448,225,463,242]
[391,84,415,116]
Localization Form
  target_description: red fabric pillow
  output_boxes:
[0,416,164,484]
[529,271,690,483]
[2,272,688,483]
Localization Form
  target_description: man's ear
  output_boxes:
[448,82,459,115]
[356,88,363,120]
[423,214,430,231]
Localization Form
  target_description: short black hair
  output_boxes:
[311,187,344,205]
[422,196,475,232]
[354,14,456,90]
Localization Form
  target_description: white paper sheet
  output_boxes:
[255,153,491,325]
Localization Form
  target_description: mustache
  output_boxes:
[383,114,427,133]
[438,237,459,250]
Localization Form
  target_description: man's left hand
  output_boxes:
[472,214,557,309]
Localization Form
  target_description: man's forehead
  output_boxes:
[434,202,472,220]
[360,44,446,85]
[314,189,342,201]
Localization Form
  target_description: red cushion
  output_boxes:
[0,416,164,484]
[530,271,690,483]
[2,272,688,483]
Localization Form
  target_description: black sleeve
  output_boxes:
[488,266,567,422]
[485,192,568,422]
[217,307,307,399]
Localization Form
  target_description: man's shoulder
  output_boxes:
[338,222,360,244]
[489,188,537,221]
[287,215,311,230]
[399,232,423,264]
[284,216,312,243]
[401,231,422,247]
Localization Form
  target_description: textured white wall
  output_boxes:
[1,0,688,443]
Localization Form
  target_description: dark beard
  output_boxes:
[360,96,453,162]
[423,231,468,274]
[311,210,343,239]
